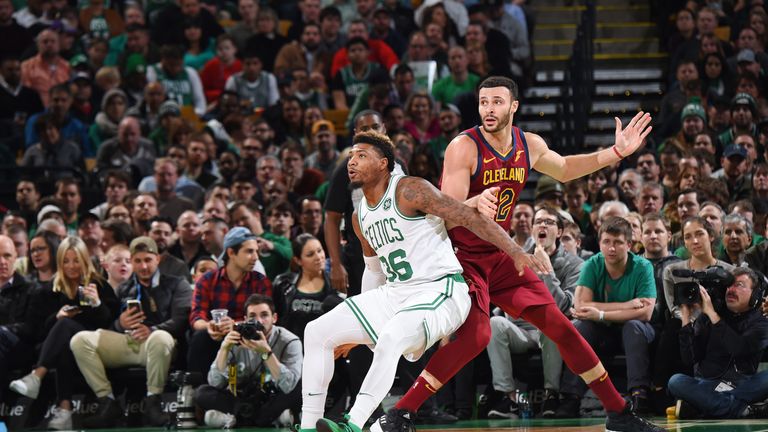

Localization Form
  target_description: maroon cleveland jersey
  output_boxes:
[445,125,531,253]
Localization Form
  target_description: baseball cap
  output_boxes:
[223,227,257,251]
[158,100,181,118]
[71,71,92,84]
[78,211,101,226]
[731,93,757,114]
[129,236,159,255]
[311,119,336,136]
[680,103,706,122]
[723,144,748,160]
[737,49,756,64]
[441,103,462,117]
[37,205,63,225]
[535,175,564,200]
[124,53,147,76]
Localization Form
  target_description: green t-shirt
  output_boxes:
[431,73,480,106]
[259,232,292,281]
[577,252,656,303]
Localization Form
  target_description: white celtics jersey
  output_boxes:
[357,174,463,287]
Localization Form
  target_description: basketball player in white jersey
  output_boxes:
[297,131,552,432]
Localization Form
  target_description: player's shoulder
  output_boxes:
[444,130,479,159]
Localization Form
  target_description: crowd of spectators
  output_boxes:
[1,0,768,429]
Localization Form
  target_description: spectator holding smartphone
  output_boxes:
[70,237,192,428]
[9,236,118,430]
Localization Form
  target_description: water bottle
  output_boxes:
[519,391,532,420]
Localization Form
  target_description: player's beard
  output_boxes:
[483,110,511,133]
[349,180,363,190]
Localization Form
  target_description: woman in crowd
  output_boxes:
[656,217,735,407]
[89,88,129,151]
[699,52,734,100]
[183,16,215,71]
[9,237,119,430]
[26,231,62,287]
[272,233,334,341]
[403,92,440,145]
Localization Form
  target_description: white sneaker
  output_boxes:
[48,408,73,430]
[9,373,41,399]
[204,410,236,429]
[275,408,293,427]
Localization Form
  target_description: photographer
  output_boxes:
[195,294,302,428]
[668,267,768,419]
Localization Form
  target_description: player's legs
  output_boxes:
[517,303,626,413]
[394,299,490,413]
[346,310,428,428]
[300,302,374,429]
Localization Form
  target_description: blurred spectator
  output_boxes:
[404,92,440,145]
[194,294,301,428]
[228,0,259,51]
[720,214,753,266]
[273,233,333,340]
[25,84,91,157]
[21,29,70,107]
[21,115,84,180]
[104,5,147,67]
[153,158,196,221]
[258,201,293,279]
[0,236,38,404]
[305,120,339,179]
[78,212,103,259]
[274,22,328,78]
[293,195,324,244]
[677,103,707,147]
[9,236,118,430]
[224,48,279,111]
[719,93,760,148]
[370,6,407,58]
[243,7,289,74]
[79,0,123,40]
[329,19,398,79]
[71,236,191,428]
[169,210,210,267]
[658,60,699,138]
[714,144,752,201]
[15,179,41,229]
[187,227,272,375]
[0,0,33,58]
[634,182,664,216]
[89,88,129,150]
[186,134,219,189]
[509,201,534,250]
[100,218,133,252]
[667,8,695,55]
[287,0,321,41]
[182,16,215,71]
[148,216,191,281]
[91,170,130,219]
[131,192,159,236]
[200,34,242,103]
[147,45,207,117]
[0,55,44,125]
[152,0,224,47]
[201,216,228,258]
[556,218,657,416]
[432,46,480,109]
[96,117,156,183]
[280,140,324,196]
[700,52,734,99]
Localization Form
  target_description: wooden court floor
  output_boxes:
[68,418,768,432]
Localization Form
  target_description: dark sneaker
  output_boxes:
[83,397,123,428]
[370,408,416,432]
[453,408,472,420]
[143,394,169,427]
[606,400,666,432]
[487,395,519,419]
[631,395,653,417]
[540,390,559,418]
[554,394,580,418]
[674,399,700,420]
[744,401,768,418]
[415,408,458,424]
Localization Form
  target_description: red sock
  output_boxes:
[395,376,437,412]
[587,371,627,414]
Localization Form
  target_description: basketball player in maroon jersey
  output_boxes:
[373,76,664,432]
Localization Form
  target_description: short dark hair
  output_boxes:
[346,36,369,51]
[478,76,519,100]
[297,195,322,211]
[353,109,383,128]
[149,215,175,230]
[641,213,671,233]
[598,216,634,243]
[319,5,341,21]
[635,148,658,164]
[266,200,296,219]
[160,44,184,60]
[55,177,81,194]
[245,293,275,313]
[229,200,262,220]
[34,113,58,135]
[732,267,760,292]
[203,216,228,228]
[101,219,134,245]
[103,169,132,189]
[279,139,306,159]
[535,206,564,230]
[353,130,396,172]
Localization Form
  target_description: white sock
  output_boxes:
[300,303,372,429]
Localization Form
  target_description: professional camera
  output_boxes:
[234,320,265,340]
[672,267,734,311]
[168,371,204,429]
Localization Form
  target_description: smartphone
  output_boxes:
[63,305,80,312]
[126,299,142,313]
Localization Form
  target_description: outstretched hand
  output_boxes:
[613,111,653,158]
[511,250,552,276]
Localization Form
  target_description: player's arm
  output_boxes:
[528,111,652,183]
[441,135,498,219]
[573,285,655,322]
[397,177,551,275]
[351,211,385,292]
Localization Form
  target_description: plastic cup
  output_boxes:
[211,309,228,324]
